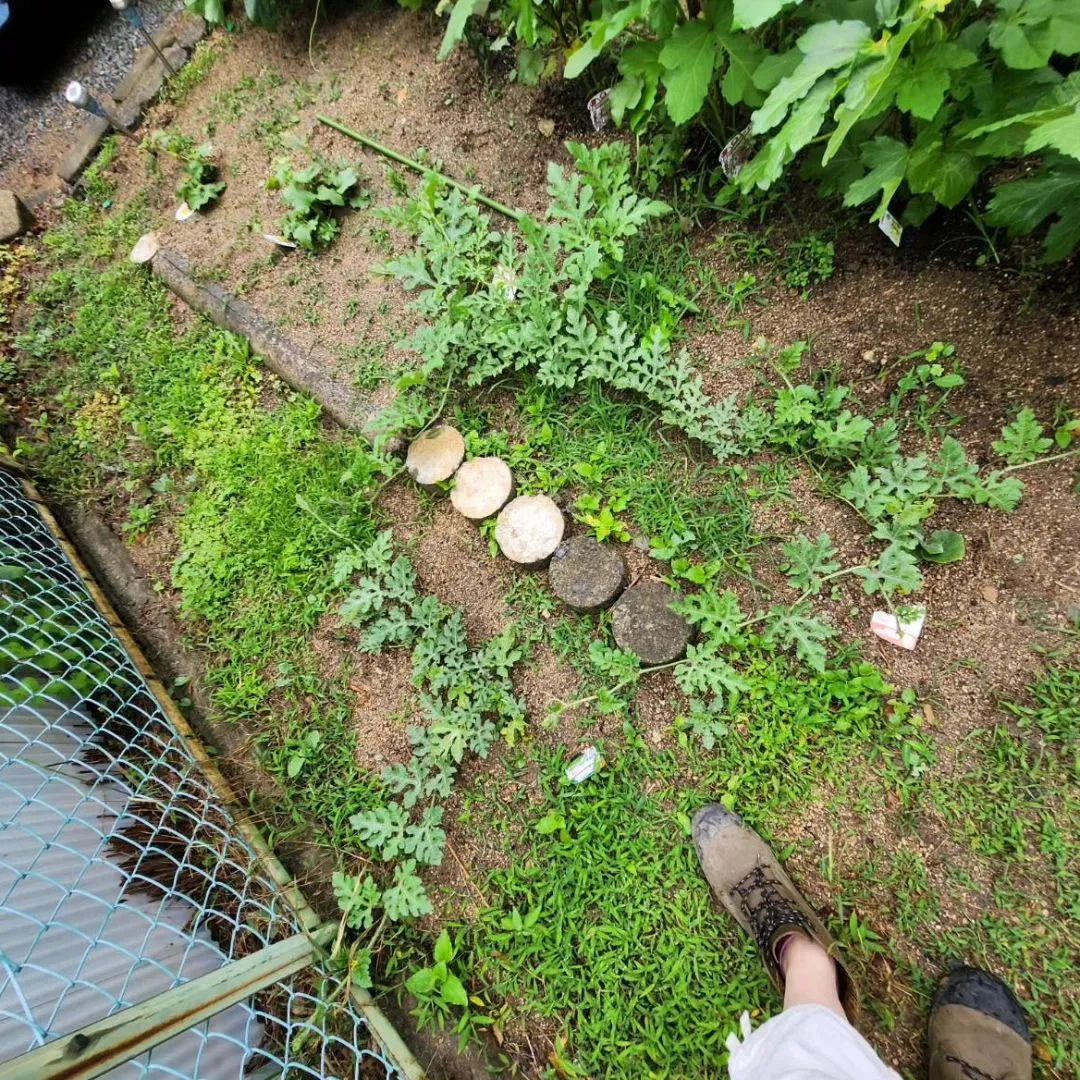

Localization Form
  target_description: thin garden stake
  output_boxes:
[317,115,526,223]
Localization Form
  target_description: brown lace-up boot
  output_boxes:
[929,967,1032,1080]
[692,803,855,1017]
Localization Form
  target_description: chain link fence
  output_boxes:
[0,468,406,1078]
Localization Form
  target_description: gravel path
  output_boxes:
[0,0,180,178]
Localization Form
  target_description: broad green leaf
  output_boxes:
[565,2,643,78]
[985,157,1080,261]
[1025,111,1080,160]
[896,44,978,121]
[985,166,1078,234]
[515,0,537,45]
[1043,199,1080,261]
[438,0,486,60]
[660,22,719,125]
[738,76,838,190]
[822,17,923,164]
[406,967,437,995]
[732,0,792,30]
[989,9,1055,69]
[752,49,800,92]
[751,21,872,135]
[918,529,966,565]
[433,928,454,964]
[441,974,469,1007]
[906,139,979,208]
[609,75,643,124]
[843,135,908,220]
[895,63,950,121]
[717,31,767,107]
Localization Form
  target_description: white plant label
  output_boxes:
[878,210,903,247]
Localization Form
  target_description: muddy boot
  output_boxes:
[692,803,855,1016]
[929,967,1032,1080]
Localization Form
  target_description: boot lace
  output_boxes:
[731,865,809,958]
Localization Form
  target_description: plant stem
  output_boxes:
[551,657,687,713]
[316,116,526,223]
[1001,448,1080,474]
[307,0,323,71]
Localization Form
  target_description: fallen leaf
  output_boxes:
[537,118,555,137]
[921,702,935,726]
[395,86,407,105]
[981,584,999,604]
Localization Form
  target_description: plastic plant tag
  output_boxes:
[492,263,518,300]
[262,233,298,249]
[565,745,603,783]
[870,605,925,651]
[878,211,903,247]
[719,127,754,181]
[588,89,612,133]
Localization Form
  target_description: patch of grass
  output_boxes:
[211,69,285,122]
[784,232,835,293]
[164,40,218,104]
[15,172,388,715]
[457,381,761,576]
[457,654,910,1077]
[832,659,1079,1077]
[254,666,385,855]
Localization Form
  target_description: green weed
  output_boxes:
[784,233,835,293]
[164,40,217,104]
[458,655,905,1076]
[268,156,371,251]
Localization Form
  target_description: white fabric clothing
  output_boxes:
[726,1004,901,1080]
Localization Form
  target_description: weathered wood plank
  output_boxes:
[0,928,331,1080]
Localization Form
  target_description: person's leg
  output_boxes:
[691,803,855,1016]
[779,933,845,1018]
[693,804,900,1080]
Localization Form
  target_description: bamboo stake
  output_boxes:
[317,114,526,222]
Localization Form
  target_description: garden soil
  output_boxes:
[13,5,1080,1078]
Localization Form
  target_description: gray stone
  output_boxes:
[175,11,208,48]
[548,535,626,613]
[611,580,692,666]
[0,191,32,242]
[112,11,204,99]
[57,117,111,184]
[115,45,188,128]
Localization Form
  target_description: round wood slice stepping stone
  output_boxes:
[611,580,692,666]
[450,457,513,520]
[548,535,627,612]
[495,494,565,569]
[406,425,465,488]
[129,232,160,264]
